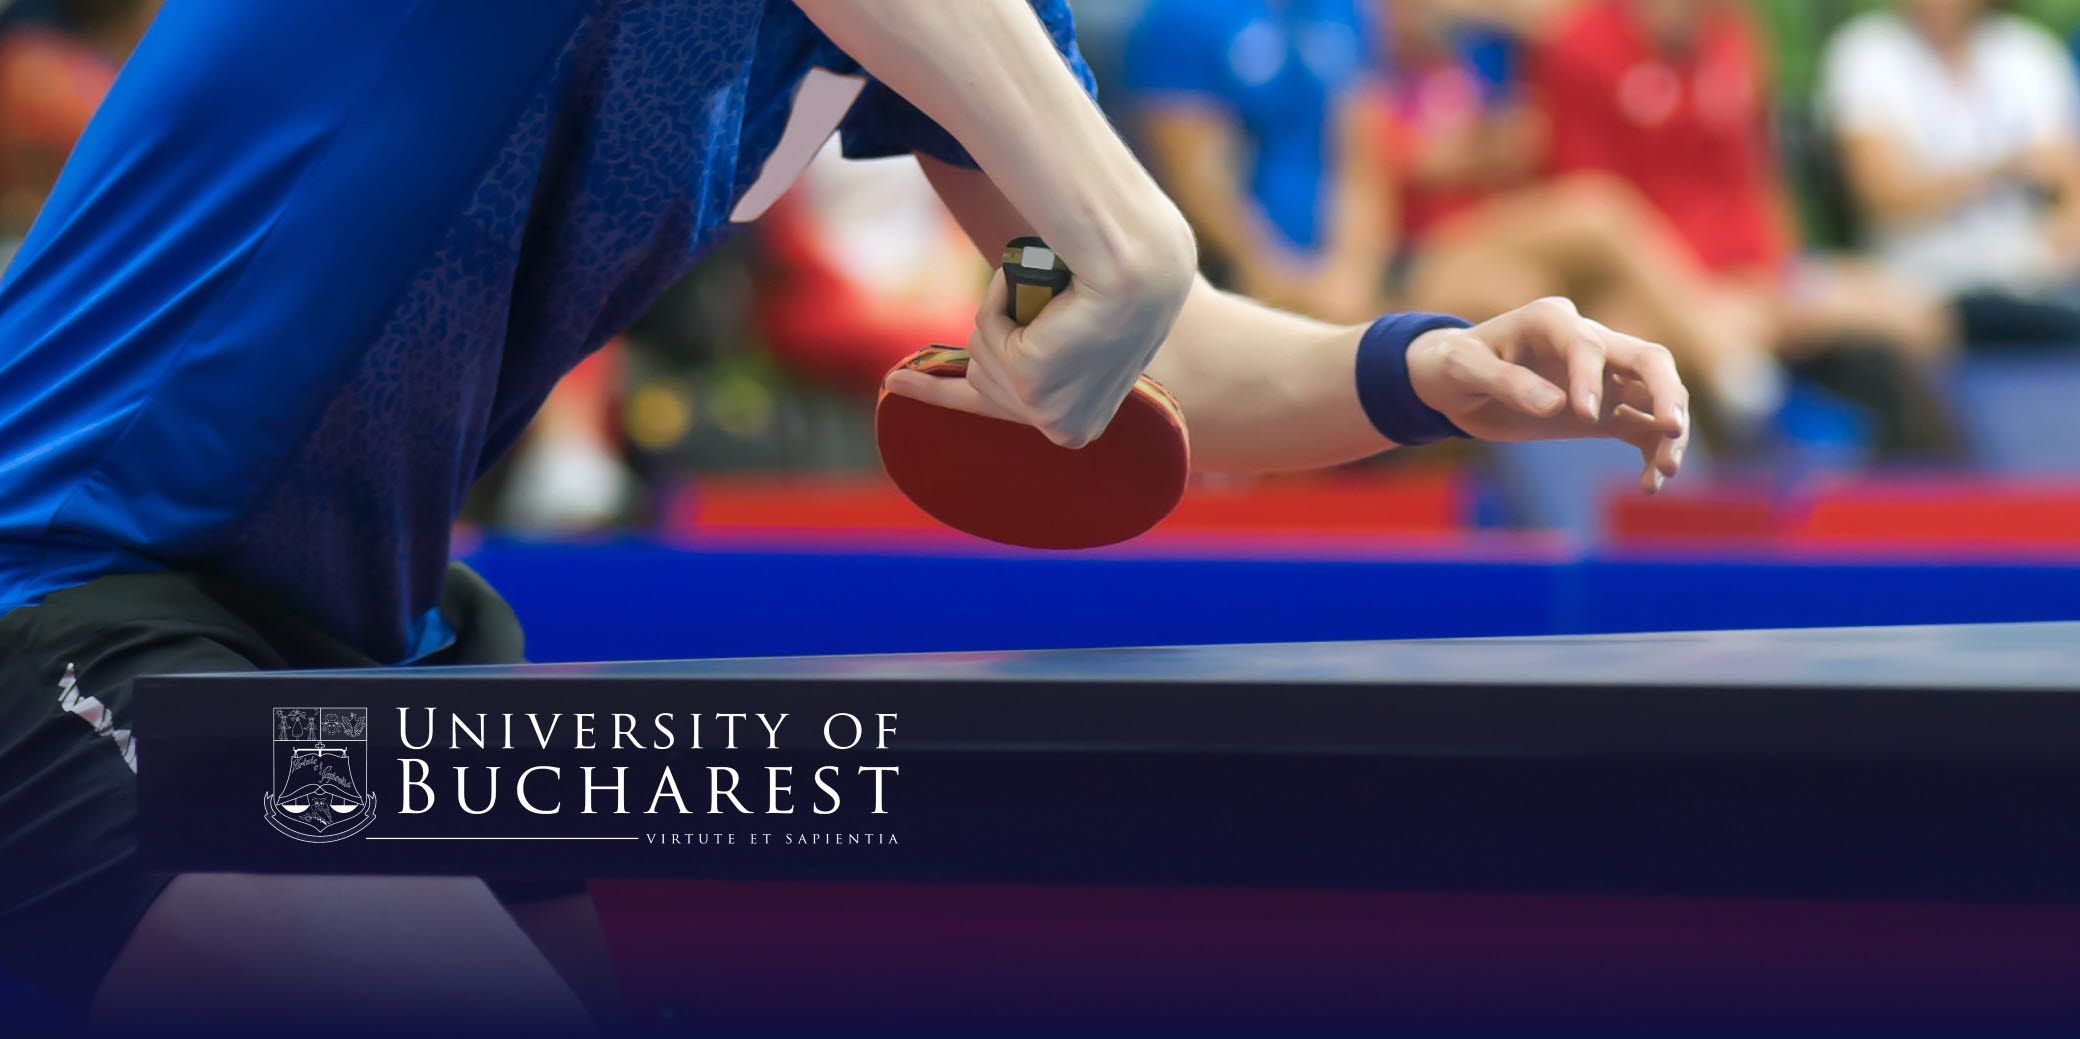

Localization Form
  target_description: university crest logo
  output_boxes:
[265,707,377,842]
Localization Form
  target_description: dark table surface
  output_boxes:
[138,622,2080,898]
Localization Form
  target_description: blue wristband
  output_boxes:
[1355,312,1474,446]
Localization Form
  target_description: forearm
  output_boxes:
[795,0,1193,292]
[924,159,1421,472]
[1145,278,1392,473]
[1840,134,1993,221]
[1869,169,1993,221]
[2032,141,2080,214]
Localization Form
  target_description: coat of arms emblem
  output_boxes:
[265,707,377,842]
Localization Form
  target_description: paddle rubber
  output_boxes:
[876,347,1189,549]
[876,237,1188,549]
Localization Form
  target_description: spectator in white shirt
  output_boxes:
[1820,0,2080,345]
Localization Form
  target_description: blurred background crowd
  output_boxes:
[9,0,2080,543]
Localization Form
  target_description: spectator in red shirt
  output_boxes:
[1379,0,1761,412]
[1533,0,1955,437]
[1535,0,1795,273]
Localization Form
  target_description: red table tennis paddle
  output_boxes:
[876,237,1191,549]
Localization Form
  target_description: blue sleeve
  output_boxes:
[1121,0,1234,101]
[834,0,1097,170]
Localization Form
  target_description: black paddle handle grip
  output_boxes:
[1002,236,1069,327]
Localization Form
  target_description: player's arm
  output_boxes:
[796,0,1196,449]
[805,0,1685,490]
[921,159,1690,492]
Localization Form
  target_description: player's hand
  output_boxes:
[1407,297,1691,494]
[884,257,1192,449]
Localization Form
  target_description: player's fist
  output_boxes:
[885,243,1194,449]
[1408,297,1692,494]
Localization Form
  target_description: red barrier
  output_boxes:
[669,471,1470,542]
[1605,484,1783,545]
[1606,478,2080,555]
[1797,480,2080,549]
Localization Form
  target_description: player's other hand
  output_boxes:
[884,244,1195,450]
[1408,297,1691,494]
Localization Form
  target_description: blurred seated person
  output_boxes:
[1379,0,1765,430]
[486,342,636,533]
[755,140,983,391]
[1820,0,2080,346]
[1424,0,1583,35]
[0,0,157,262]
[1533,0,1961,453]
[1123,0,1390,323]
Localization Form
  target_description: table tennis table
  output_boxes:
[138,620,2080,902]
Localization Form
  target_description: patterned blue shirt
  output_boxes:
[0,0,1093,661]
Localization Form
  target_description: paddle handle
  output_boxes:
[1002,236,1069,326]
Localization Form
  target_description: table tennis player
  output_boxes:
[0,0,1689,1029]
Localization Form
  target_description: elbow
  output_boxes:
[1102,201,1199,307]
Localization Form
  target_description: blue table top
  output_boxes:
[279,621,2080,692]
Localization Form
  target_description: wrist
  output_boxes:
[1355,314,1473,446]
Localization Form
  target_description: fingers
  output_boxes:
[882,368,1020,423]
[1492,297,1607,424]
[886,361,1103,448]
[973,270,1014,344]
[1593,321,1689,439]
[1603,404,1676,494]
[1462,299,1693,493]
[1566,336,1606,425]
[955,270,1111,448]
[1555,317,1607,426]
[1604,383,1684,485]
[1440,334,1567,418]
[1589,322,1689,491]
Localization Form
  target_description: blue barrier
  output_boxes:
[464,539,2080,662]
[1575,553,2080,634]
[1951,355,2080,475]
[1488,356,2080,539]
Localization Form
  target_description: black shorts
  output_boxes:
[0,563,533,1014]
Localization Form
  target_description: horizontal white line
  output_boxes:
[364,836,640,841]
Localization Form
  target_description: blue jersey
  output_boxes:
[1122,0,1377,255]
[0,0,1093,662]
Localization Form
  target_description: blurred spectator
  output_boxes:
[1378,0,1765,420]
[0,0,156,261]
[755,141,981,391]
[1122,0,1390,322]
[1820,0,2080,345]
[1063,0,1145,102]
[1533,0,1961,456]
[491,341,638,533]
